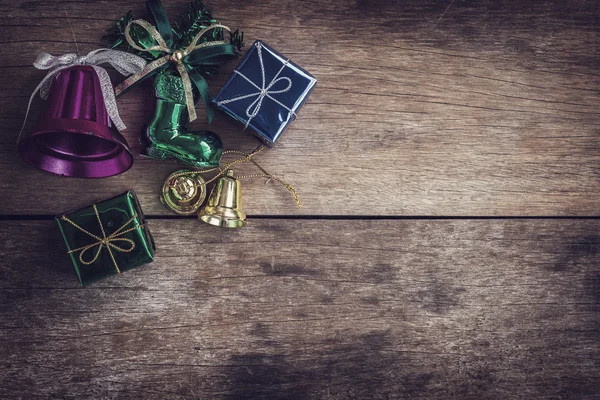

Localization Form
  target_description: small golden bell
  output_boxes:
[160,169,206,216]
[198,169,246,228]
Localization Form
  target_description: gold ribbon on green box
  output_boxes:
[61,204,144,273]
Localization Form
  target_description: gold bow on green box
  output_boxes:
[56,191,156,286]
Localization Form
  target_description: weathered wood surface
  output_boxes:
[1,0,600,398]
[0,219,599,399]
[1,0,600,216]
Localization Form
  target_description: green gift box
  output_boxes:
[56,190,156,285]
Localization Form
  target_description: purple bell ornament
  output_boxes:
[17,50,146,178]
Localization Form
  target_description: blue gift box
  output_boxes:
[213,40,317,146]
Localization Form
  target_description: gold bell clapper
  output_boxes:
[199,170,246,228]
[160,169,207,216]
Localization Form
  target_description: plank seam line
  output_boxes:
[1,215,600,221]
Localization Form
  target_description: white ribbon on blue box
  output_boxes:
[213,40,317,146]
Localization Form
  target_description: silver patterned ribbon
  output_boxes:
[216,42,296,129]
[18,49,147,143]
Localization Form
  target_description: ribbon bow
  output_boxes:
[17,49,146,143]
[61,204,144,273]
[216,42,295,129]
[115,10,238,123]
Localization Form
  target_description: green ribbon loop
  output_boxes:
[188,71,213,122]
[146,0,173,49]
[183,43,237,65]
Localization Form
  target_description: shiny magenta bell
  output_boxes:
[18,65,133,178]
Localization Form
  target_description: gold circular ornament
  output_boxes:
[160,169,206,216]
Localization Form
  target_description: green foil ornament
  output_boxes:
[105,0,244,169]
[142,71,223,167]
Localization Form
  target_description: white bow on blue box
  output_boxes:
[213,40,317,146]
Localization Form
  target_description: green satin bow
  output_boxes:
[114,0,237,122]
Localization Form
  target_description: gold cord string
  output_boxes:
[168,145,267,185]
[226,151,302,208]
[168,145,302,208]
[61,204,145,273]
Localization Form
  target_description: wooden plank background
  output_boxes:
[1,219,600,398]
[1,0,599,398]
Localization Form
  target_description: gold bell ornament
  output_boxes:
[159,146,303,227]
[198,170,246,228]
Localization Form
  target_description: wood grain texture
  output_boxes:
[1,0,600,216]
[1,219,599,399]
[1,1,600,398]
